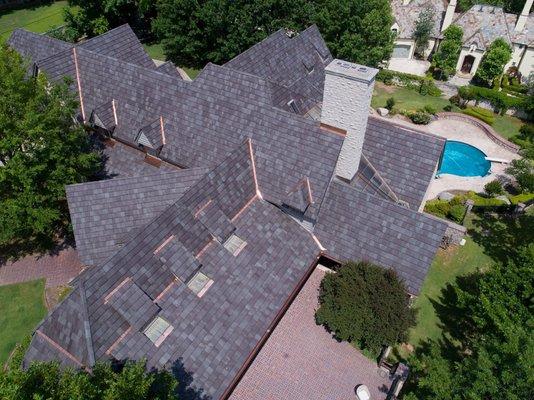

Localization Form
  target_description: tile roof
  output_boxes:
[66,166,208,267]
[362,117,446,210]
[391,0,447,39]
[315,179,448,294]
[26,142,321,400]
[7,24,156,68]
[224,25,333,103]
[453,5,513,49]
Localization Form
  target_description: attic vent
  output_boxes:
[287,99,300,114]
[223,234,247,256]
[143,316,173,346]
[187,271,214,297]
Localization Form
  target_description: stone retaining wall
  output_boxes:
[436,112,520,153]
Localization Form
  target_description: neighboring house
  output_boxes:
[390,0,534,78]
[8,25,448,399]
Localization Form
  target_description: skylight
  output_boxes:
[187,271,213,297]
[223,234,247,256]
[143,316,173,347]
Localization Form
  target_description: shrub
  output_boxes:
[457,85,526,114]
[443,104,453,112]
[506,159,534,192]
[424,199,451,218]
[423,105,437,115]
[509,193,534,205]
[377,70,441,96]
[462,106,496,125]
[484,180,504,196]
[386,97,396,111]
[409,110,432,124]
[315,261,416,353]
[449,204,466,223]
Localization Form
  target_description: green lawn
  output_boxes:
[143,43,201,79]
[372,83,450,112]
[395,209,533,360]
[0,279,47,365]
[492,114,525,140]
[0,1,68,40]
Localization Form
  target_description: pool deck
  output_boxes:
[423,119,519,200]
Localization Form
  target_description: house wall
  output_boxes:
[505,43,527,72]
[392,38,416,59]
[456,47,484,75]
[518,46,534,77]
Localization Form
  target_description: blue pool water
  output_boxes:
[438,141,491,177]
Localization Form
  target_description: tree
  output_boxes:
[506,158,534,192]
[153,0,316,68]
[484,180,504,196]
[63,0,156,40]
[0,358,178,400]
[404,245,534,400]
[432,25,463,80]
[474,38,512,87]
[315,261,416,353]
[0,45,101,253]
[314,0,394,67]
[413,6,435,58]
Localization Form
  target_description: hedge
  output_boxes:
[457,85,526,114]
[462,106,496,125]
[377,69,442,97]
[509,193,534,205]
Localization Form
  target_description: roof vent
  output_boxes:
[285,29,297,38]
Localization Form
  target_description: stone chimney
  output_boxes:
[441,0,457,32]
[321,59,378,181]
[515,0,533,32]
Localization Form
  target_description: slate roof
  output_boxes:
[391,0,447,39]
[15,24,449,398]
[67,167,208,267]
[225,25,333,103]
[315,180,448,294]
[25,142,321,400]
[362,117,446,210]
[7,24,156,68]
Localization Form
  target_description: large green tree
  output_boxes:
[474,38,512,86]
[153,0,394,69]
[315,261,416,353]
[0,45,101,252]
[404,245,534,400]
[413,6,435,58]
[153,0,316,68]
[0,358,178,400]
[431,25,463,80]
[63,0,155,40]
[313,0,394,67]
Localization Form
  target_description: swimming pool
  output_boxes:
[438,141,491,177]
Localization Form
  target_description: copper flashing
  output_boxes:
[144,153,162,167]
[320,122,346,137]
[72,48,86,122]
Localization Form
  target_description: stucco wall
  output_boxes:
[456,47,484,75]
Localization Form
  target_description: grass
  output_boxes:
[394,209,533,361]
[0,1,68,40]
[372,83,450,112]
[0,279,47,365]
[142,43,201,79]
[492,114,524,140]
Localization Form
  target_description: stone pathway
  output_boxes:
[0,246,83,288]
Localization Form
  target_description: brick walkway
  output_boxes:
[0,246,83,288]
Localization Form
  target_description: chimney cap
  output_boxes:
[325,59,378,83]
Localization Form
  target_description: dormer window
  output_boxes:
[223,234,247,256]
[187,271,213,297]
[287,100,300,114]
[143,316,173,346]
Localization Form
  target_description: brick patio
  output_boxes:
[0,246,83,288]
[230,267,394,400]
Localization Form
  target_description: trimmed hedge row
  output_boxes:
[462,106,496,125]
[377,69,442,97]
[457,85,527,114]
